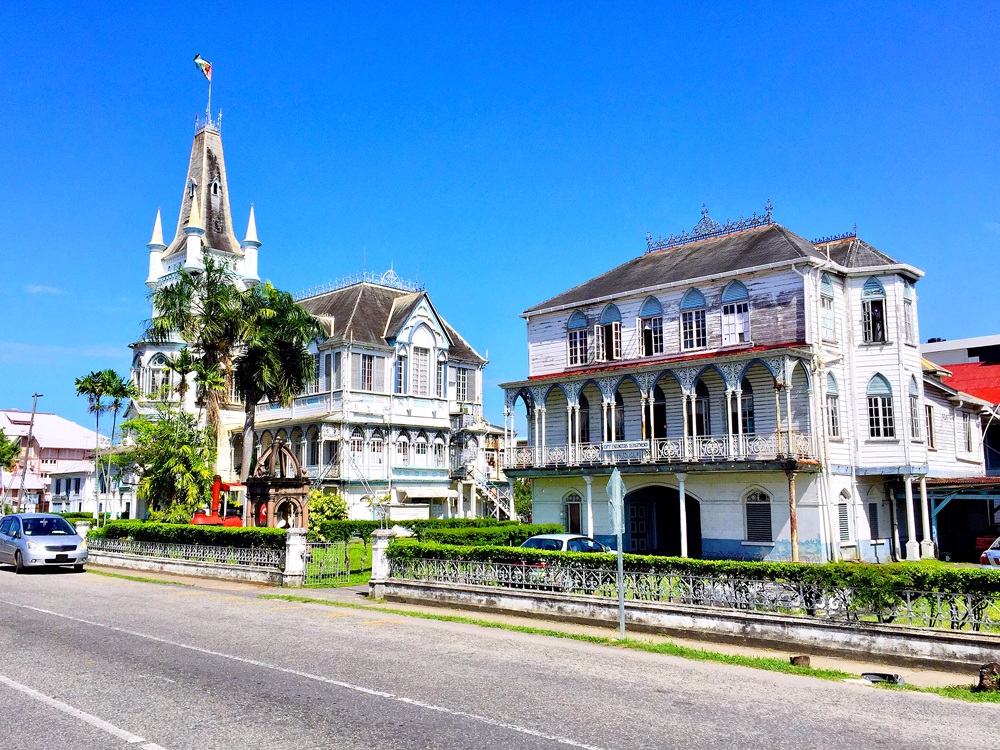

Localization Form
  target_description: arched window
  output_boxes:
[721,283,750,346]
[563,491,583,535]
[614,391,625,440]
[211,179,220,196]
[681,289,707,350]
[721,281,749,303]
[415,434,428,465]
[307,427,320,466]
[903,279,917,345]
[639,297,664,357]
[290,428,304,464]
[567,311,589,366]
[397,432,410,466]
[909,375,921,440]
[350,428,364,457]
[652,384,666,439]
[826,373,840,438]
[745,489,772,543]
[732,377,754,434]
[694,380,711,436]
[596,305,622,362]
[260,432,273,452]
[838,489,851,542]
[433,437,445,467]
[866,374,895,438]
[862,277,887,343]
[370,430,384,465]
[578,393,591,444]
[820,274,837,342]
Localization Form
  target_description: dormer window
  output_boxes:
[680,288,707,350]
[721,281,750,346]
[862,277,887,344]
[188,180,197,198]
[567,311,588,365]
[594,305,622,362]
[211,179,220,196]
[638,297,663,357]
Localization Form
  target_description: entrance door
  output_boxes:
[625,486,702,558]
[629,502,651,551]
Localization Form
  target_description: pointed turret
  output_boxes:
[146,208,167,288]
[241,204,261,286]
[183,189,205,272]
[185,189,204,232]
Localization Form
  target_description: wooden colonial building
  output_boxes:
[501,205,990,563]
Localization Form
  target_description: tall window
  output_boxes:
[731,377,754,434]
[721,281,750,346]
[436,361,446,398]
[820,274,836,342]
[456,367,469,402]
[861,277,887,344]
[745,489,772,543]
[397,435,409,465]
[964,412,975,453]
[680,288,707,350]
[411,347,429,396]
[925,405,936,449]
[826,373,841,439]
[909,376,921,440]
[370,431,384,465]
[902,280,917,345]
[567,311,589,365]
[415,436,428,465]
[395,355,407,395]
[867,374,895,438]
[638,297,664,357]
[333,351,342,389]
[839,501,851,542]
[595,304,622,362]
[564,492,583,535]
[694,380,711,436]
[868,503,880,539]
[353,353,375,392]
[579,394,591,443]
[307,428,320,466]
[307,354,321,394]
[433,440,445,466]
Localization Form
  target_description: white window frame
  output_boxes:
[721,302,750,346]
[867,395,895,438]
[456,367,469,402]
[964,412,975,454]
[433,441,445,467]
[681,309,707,350]
[826,394,840,438]
[594,322,622,362]
[838,502,851,542]
[395,355,407,395]
[909,394,921,440]
[820,294,836,342]
[397,436,410,466]
[306,354,321,395]
[904,298,917,345]
[568,329,587,365]
[412,347,429,397]
[436,361,446,398]
[360,354,374,392]
[862,299,887,344]
[639,316,663,357]
[744,489,773,544]
[925,405,936,449]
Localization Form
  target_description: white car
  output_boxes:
[981,537,1000,567]
[519,534,608,553]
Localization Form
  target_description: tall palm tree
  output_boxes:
[234,282,324,481]
[165,348,196,406]
[97,370,139,518]
[193,359,227,422]
[75,371,109,518]
[145,258,250,443]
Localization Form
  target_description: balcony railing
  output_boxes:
[504,431,815,469]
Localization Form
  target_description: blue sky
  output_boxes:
[0,1,996,436]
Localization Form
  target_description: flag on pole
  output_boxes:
[193,54,212,82]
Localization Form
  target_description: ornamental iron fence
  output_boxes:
[305,542,351,586]
[388,558,1000,633]
[88,538,285,569]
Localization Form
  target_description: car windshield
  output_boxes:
[520,538,564,551]
[22,517,76,536]
[991,538,1000,551]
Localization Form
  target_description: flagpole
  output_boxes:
[207,79,212,118]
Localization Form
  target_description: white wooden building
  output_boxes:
[500,205,991,562]
[247,272,512,521]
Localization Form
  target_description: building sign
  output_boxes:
[601,441,650,452]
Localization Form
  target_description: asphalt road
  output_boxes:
[0,569,995,750]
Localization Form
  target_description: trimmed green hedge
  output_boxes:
[385,540,1000,597]
[88,520,286,550]
[58,512,110,522]
[422,524,564,546]
[314,518,521,543]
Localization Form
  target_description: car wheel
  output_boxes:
[14,551,24,574]
[73,563,85,573]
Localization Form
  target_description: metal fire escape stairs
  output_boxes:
[471,467,515,521]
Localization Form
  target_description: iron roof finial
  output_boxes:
[645,201,775,254]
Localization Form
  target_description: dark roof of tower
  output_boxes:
[164,122,243,259]
[297,284,485,364]
[817,236,901,268]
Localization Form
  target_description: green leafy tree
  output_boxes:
[514,478,532,522]
[308,489,349,540]
[165,348,196,404]
[0,429,19,471]
[76,370,110,517]
[93,370,139,523]
[233,282,325,481]
[113,405,215,523]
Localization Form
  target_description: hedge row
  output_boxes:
[385,541,1000,597]
[313,518,521,543]
[58,512,110,522]
[422,524,563,546]
[88,520,286,550]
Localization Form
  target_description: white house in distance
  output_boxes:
[251,271,511,521]
[501,204,990,563]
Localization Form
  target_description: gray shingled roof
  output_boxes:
[820,237,900,268]
[524,224,824,314]
[297,284,485,364]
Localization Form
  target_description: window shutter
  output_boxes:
[612,322,622,359]
[468,368,477,403]
[868,503,880,539]
[334,352,342,389]
[594,325,604,361]
[324,354,332,391]
[745,501,772,543]
[351,353,361,391]
[374,356,386,392]
[839,503,850,541]
[635,317,642,356]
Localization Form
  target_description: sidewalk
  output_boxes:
[88,565,980,689]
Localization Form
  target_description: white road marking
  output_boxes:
[1,600,607,750]
[0,673,165,747]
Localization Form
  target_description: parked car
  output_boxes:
[981,537,1000,567]
[519,534,608,553]
[0,514,88,573]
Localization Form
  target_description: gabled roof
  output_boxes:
[0,410,106,450]
[524,223,825,314]
[296,283,485,364]
[939,362,1000,407]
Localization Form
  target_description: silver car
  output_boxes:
[0,514,88,573]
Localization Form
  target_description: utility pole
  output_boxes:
[16,394,42,513]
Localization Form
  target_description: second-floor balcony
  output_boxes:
[504,431,815,470]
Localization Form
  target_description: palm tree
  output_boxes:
[145,257,250,443]
[75,371,109,518]
[165,348,196,406]
[233,282,325,481]
[97,370,139,518]
[192,359,227,422]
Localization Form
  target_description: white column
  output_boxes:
[602,401,610,443]
[904,475,920,561]
[533,407,540,465]
[283,528,307,587]
[689,394,698,457]
[919,475,934,559]
[574,404,581,462]
[735,389,744,456]
[676,472,688,558]
[726,390,734,459]
[681,394,690,459]
[610,398,617,442]
[540,407,547,463]
[775,387,783,454]
[640,395,648,440]
[584,474,594,538]
[469,481,477,518]
[785,381,794,454]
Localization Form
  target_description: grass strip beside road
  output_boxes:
[260,593,999,703]
[86,569,194,586]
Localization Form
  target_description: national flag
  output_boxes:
[193,54,212,82]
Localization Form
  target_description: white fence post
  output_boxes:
[75,521,92,537]
[282,528,307,587]
[369,528,396,599]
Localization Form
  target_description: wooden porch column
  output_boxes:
[575,404,582,461]
[540,408,547,464]
[602,401,610,443]
[681,394,690,460]
[610,399,617,442]
[735,389,744,457]
[919,475,934,559]
[726,390,735,459]
[775,387,784,455]
[640,395,648,440]
[583,474,594,538]
[532,407,540,466]
[566,402,573,461]
[785,469,799,562]
[676,472,688,558]
[689,394,698,458]
[785,382,794,455]
[904,475,920,561]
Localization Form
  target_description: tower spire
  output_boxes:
[186,188,203,231]
[148,208,165,248]
[243,204,259,245]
